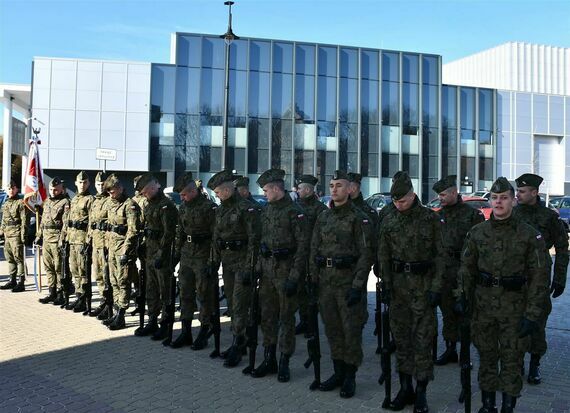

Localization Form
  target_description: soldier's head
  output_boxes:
[490,177,515,220]
[49,177,64,198]
[391,171,415,212]
[174,172,198,203]
[7,179,19,198]
[234,176,251,199]
[104,174,124,200]
[433,175,458,207]
[95,172,107,195]
[347,173,362,200]
[75,171,90,194]
[296,175,318,200]
[515,173,542,206]
[208,170,235,202]
[136,173,160,200]
[329,170,351,206]
[257,169,286,203]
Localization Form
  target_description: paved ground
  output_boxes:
[0,252,569,413]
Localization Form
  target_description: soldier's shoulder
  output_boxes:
[238,197,259,214]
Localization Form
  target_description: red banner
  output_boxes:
[23,135,47,211]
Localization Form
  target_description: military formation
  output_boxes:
[1,167,567,413]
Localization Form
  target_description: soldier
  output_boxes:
[207,170,260,368]
[377,170,407,226]
[249,169,308,382]
[86,172,111,318]
[62,171,94,312]
[234,176,260,206]
[377,172,444,412]
[102,174,141,330]
[0,180,28,292]
[131,175,148,301]
[171,172,218,350]
[36,178,70,304]
[310,170,373,398]
[456,177,549,413]
[514,173,568,384]
[432,175,484,366]
[133,174,178,340]
[294,174,327,336]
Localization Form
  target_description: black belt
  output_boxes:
[186,233,211,243]
[68,220,88,231]
[476,272,527,291]
[315,255,356,269]
[144,228,161,240]
[448,250,462,260]
[391,259,432,274]
[260,244,294,260]
[91,221,109,231]
[4,219,21,226]
[217,238,248,251]
[44,223,63,230]
[108,225,128,236]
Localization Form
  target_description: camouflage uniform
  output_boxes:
[131,191,148,294]
[0,190,27,290]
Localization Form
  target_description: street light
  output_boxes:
[220,1,239,170]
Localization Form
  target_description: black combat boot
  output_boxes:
[191,326,209,351]
[73,294,87,313]
[413,380,429,413]
[171,320,194,348]
[500,392,516,413]
[134,315,158,336]
[102,306,118,326]
[434,340,458,366]
[90,300,107,317]
[39,287,57,304]
[251,345,278,377]
[52,290,65,306]
[108,308,126,330]
[295,319,308,336]
[277,353,291,383]
[224,335,245,368]
[527,354,542,385]
[479,391,498,413]
[151,320,170,341]
[319,359,345,391]
[65,294,82,311]
[11,276,25,292]
[340,364,357,398]
[388,373,415,410]
[97,303,112,320]
[1,276,16,290]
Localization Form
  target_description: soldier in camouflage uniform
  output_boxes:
[432,175,484,366]
[61,171,94,312]
[249,169,308,382]
[133,174,178,340]
[294,174,327,336]
[131,175,148,303]
[171,172,218,350]
[102,174,141,330]
[310,170,373,398]
[36,178,70,305]
[0,180,27,292]
[377,171,408,227]
[377,172,445,412]
[456,177,549,413]
[514,173,569,385]
[208,170,260,368]
[234,176,262,208]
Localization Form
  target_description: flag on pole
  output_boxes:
[23,132,47,212]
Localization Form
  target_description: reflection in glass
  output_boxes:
[318,46,337,77]
[229,70,247,117]
[442,85,457,128]
[381,81,399,126]
[317,76,337,122]
[497,91,511,132]
[229,40,248,70]
[151,65,176,114]
[361,50,379,80]
[248,118,270,173]
[175,67,200,114]
[402,82,419,129]
[361,124,379,177]
[250,41,270,72]
[200,146,222,172]
[361,80,379,124]
[339,78,358,123]
[442,129,457,176]
[200,68,224,116]
[340,48,358,79]
[248,72,270,118]
[422,84,438,128]
[177,35,201,67]
[202,37,225,69]
[422,55,438,85]
[295,44,315,75]
[382,52,399,81]
[339,122,357,171]
[271,73,293,118]
[295,75,315,121]
[381,153,399,177]
[273,42,293,73]
[402,54,419,83]
[294,150,315,175]
[479,89,493,132]
[460,87,475,141]
[271,118,292,169]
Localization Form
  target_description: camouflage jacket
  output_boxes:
[514,202,569,286]
[63,191,94,245]
[132,193,148,229]
[378,202,397,227]
[458,214,549,322]
[176,194,217,262]
[260,195,309,282]
[106,194,141,257]
[297,194,328,233]
[0,196,27,240]
[86,193,110,249]
[37,194,70,244]
[310,201,373,290]
[353,192,379,251]
[378,196,445,294]
[143,190,177,263]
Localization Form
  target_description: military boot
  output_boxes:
[90,300,107,317]
[65,294,82,311]
[251,345,278,377]
[73,294,87,313]
[500,393,516,413]
[319,359,345,391]
[434,340,458,366]
[102,306,118,326]
[191,326,210,351]
[388,373,415,410]
[151,320,170,341]
[11,276,25,292]
[340,364,357,398]
[108,308,126,330]
[171,320,194,348]
[52,290,65,306]
[478,391,498,413]
[527,354,542,385]
[97,303,112,320]
[413,380,429,413]
[224,335,245,368]
[277,353,291,382]
[39,287,57,304]
[1,275,16,290]
[295,319,308,336]
[134,315,159,337]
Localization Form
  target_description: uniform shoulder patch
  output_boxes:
[297,213,305,219]
[162,205,168,210]
[536,234,543,240]
[362,218,369,224]
[247,207,255,212]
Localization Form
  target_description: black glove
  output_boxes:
[373,263,380,277]
[119,255,129,266]
[454,295,468,316]
[154,257,162,269]
[241,271,252,286]
[283,279,298,297]
[551,281,565,298]
[427,291,441,308]
[345,288,362,307]
[518,317,538,338]
[381,288,391,305]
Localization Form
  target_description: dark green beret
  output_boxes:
[234,176,250,188]
[347,172,362,184]
[49,177,64,188]
[103,174,122,191]
[392,170,408,183]
[331,170,349,181]
[490,177,514,194]
[432,175,457,194]
[76,171,89,181]
[296,174,318,186]
[207,170,235,191]
[390,172,413,200]
[135,173,157,192]
[515,173,543,189]
[173,172,194,193]
[95,172,107,183]
[257,169,286,188]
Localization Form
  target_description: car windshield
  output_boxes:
[466,200,490,209]
[549,197,563,208]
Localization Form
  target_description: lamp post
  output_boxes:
[220,1,239,171]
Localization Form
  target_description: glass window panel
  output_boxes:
[549,95,564,135]
[229,39,247,70]
[271,73,293,118]
[175,114,200,147]
[381,153,399,177]
[460,157,476,189]
[317,76,337,122]
[361,80,379,124]
[295,75,315,121]
[273,42,293,74]
[151,113,175,146]
[229,70,247,117]
[402,54,419,84]
[294,149,315,176]
[339,78,358,123]
[340,48,358,78]
[175,67,200,114]
[422,84,438,128]
[403,82,419,127]
[271,118,292,168]
[151,65,176,114]
[442,128,457,176]
[199,146,222,172]
[248,118,270,173]
[199,115,222,146]
[157,145,174,171]
[460,87,475,131]
[201,37,225,69]
[176,35,201,67]
[479,157,493,181]
[200,68,224,116]
[442,85,457,129]
[361,124,379,177]
[382,52,399,81]
[533,94,548,134]
[361,50,379,80]
[479,89,493,131]
[250,41,270,72]
[248,71,270,118]
[515,93,531,132]
[403,154,419,176]
[226,147,246,174]
[295,44,315,75]
[422,55,438,85]
[381,81,399,126]
[422,127,438,156]
[318,46,337,77]
[497,91,511,132]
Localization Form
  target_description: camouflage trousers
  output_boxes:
[145,253,172,322]
[259,258,297,355]
[529,291,552,357]
[69,243,88,294]
[108,252,130,310]
[472,287,529,397]
[297,273,309,323]
[179,258,214,328]
[92,247,106,300]
[4,237,25,277]
[222,268,251,337]
[440,267,460,342]
[42,242,62,290]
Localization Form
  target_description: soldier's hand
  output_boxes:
[119,255,129,266]
[427,291,441,308]
[241,271,252,286]
[518,317,538,338]
[345,288,362,307]
[381,288,391,305]
[153,257,162,269]
[283,279,298,297]
[550,281,565,298]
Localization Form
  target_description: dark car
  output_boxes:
[365,193,392,212]
[251,194,268,206]
[319,195,332,208]
[554,196,570,232]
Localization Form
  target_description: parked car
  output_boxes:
[365,193,392,213]
[427,196,492,219]
[320,195,332,208]
[251,194,268,206]
[554,196,570,232]
[549,196,564,209]
[163,187,181,208]
[470,191,490,200]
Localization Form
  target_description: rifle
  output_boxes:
[377,280,392,408]
[208,249,221,359]
[303,277,321,390]
[242,259,260,375]
[132,234,147,328]
[433,309,439,361]
[82,242,93,316]
[458,299,472,413]
[162,242,178,347]
[101,247,113,316]
[59,242,73,309]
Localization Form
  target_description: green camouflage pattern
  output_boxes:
[0,197,27,240]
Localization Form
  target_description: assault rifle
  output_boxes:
[458,294,472,413]
[59,242,73,308]
[82,242,93,315]
[303,277,321,390]
[162,242,178,347]
[242,258,260,375]
[208,249,221,358]
[376,279,392,408]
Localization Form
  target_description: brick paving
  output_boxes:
[0,251,569,412]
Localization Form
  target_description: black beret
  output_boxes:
[257,169,286,188]
[134,173,157,192]
[432,175,457,194]
[347,172,362,184]
[331,170,349,181]
[173,172,194,193]
[490,177,514,194]
[234,176,250,188]
[207,170,235,191]
[390,172,413,200]
[515,173,543,189]
[296,174,318,186]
